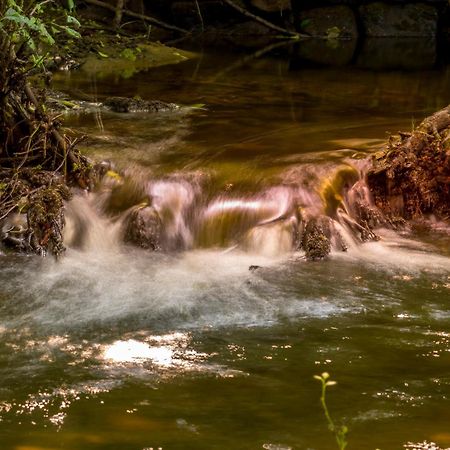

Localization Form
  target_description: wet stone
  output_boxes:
[301,218,331,260]
[299,6,358,38]
[103,97,179,113]
[125,206,162,251]
[359,2,438,37]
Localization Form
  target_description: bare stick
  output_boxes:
[83,0,188,34]
[221,0,308,38]
[194,0,204,32]
[113,0,126,28]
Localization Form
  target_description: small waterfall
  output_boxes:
[63,162,389,258]
[64,194,124,252]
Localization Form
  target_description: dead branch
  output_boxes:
[221,0,308,38]
[83,0,189,34]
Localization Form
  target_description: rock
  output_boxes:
[301,218,331,260]
[250,0,291,13]
[125,206,162,250]
[249,265,261,271]
[103,97,179,113]
[359,3,438,37]
[367,106,450,221]
[299,6,358,38]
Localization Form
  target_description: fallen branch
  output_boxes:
[83,0,188,34]
[221,0,308,38]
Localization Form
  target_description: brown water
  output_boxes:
[0,41,450,450]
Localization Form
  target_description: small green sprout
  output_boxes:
[314,372,348,450]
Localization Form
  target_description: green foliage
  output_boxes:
[0,0,80,61]
[314,372,349,450]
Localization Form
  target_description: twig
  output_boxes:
[194,0,204,32]
[83,0,188,34]
[221,0,308,38]
[0,203,20,221]
[210,39,293,81]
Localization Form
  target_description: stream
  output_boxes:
[1,41,450,450]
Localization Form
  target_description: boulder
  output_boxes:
[299,6,358,38]
[250,0,291,13]
[359,3,438,37]
[125,206,162,250]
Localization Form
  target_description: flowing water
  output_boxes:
[1,41,450,450]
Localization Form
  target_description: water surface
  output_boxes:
[1,42,450,450]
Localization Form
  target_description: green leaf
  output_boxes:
[62,25,81,38]
[66,15,80,27]
[97,50,109,58]
[189,103,206,109]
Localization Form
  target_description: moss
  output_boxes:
[302,218,331,260]
[80,43,196,79]
[27,184,70,257]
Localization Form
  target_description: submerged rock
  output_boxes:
[125,205,162,250]
[359,3,438,37]
[103,96,179,113]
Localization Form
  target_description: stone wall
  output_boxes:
[95,0,449,39]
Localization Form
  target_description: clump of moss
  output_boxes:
[367,107,450,222]
[302,218,331,260]
[27,183,71,257]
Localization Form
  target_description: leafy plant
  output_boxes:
[0,0,80,62]
[314,372,349,450]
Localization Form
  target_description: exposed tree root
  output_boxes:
[367,105,450,221]
[0,28,93,257]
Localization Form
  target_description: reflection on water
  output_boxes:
[104,339,174,365]
[1,42,450,450]
[53,39,450,176]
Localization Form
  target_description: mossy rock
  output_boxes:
[81,43,196,78]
